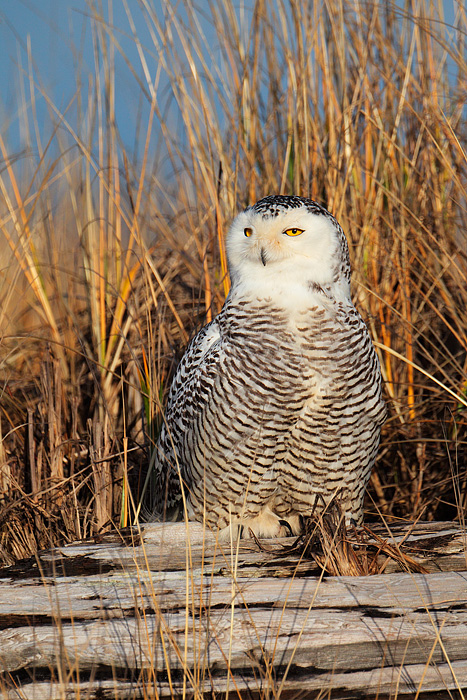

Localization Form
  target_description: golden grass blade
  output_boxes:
[374,342,467,408]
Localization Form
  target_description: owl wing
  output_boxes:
[282,308,386,520]
[152,317,224,518]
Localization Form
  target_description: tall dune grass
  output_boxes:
[0,0,466,564]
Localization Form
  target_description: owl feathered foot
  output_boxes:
[217,506,302,542]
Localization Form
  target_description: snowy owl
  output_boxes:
[151,195,386,539]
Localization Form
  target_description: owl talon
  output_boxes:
[278,519,294,536]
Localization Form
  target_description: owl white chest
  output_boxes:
[221,292,359,399]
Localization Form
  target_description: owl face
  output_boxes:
[226,195,351,304]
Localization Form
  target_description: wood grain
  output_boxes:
[0,521,466,699]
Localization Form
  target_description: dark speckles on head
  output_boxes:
[248,195,334,220]
[244,194,352,285]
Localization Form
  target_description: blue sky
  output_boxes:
[1,1,160,159]
[0,0,461,161]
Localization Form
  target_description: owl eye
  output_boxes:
[283,228,304,236]
[244,227,253,237]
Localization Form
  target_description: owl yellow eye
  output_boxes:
[283,228,304,236]
[244,227,253,237]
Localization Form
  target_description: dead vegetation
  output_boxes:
[0,0,466,566]
[1,519,467,700]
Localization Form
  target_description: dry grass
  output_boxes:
[276,501,431,576]
[0,0,466,566]
[0,518,465,699]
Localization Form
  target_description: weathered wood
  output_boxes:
[0,521,466,699]
[2,662,467,700]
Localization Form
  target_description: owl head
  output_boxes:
[226,195,352,304]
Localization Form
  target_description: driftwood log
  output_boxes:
[0,520,466,699]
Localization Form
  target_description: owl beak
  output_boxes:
[260,248,268,266]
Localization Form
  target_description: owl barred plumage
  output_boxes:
[151,195,386,538]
